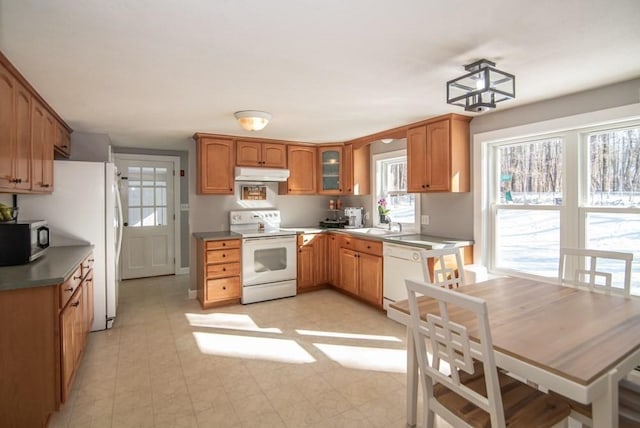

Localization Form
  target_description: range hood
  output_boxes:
[234,166,290,182]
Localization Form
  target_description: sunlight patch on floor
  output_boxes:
[313,343,406,373]
[296,329,402,342]
[193,332,315,363]
[185,312,282,333]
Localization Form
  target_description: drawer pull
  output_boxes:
[73,275,82,280]
[82,264,89,269]
[71,301,80,307]
[222,242,226,246]
[222,254,226,258]
[88,258,95,262]
[222,267,226,272]
[65,287,73,291]
[222,286,226,290]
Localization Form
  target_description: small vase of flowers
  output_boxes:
[377,198,390,223]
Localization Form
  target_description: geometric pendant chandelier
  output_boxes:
[446,59,515,112]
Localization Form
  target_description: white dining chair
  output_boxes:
[404,279,570,428]
[419,247,466,289]
[558,247,633,297]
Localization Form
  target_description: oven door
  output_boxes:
[242,235,297,286]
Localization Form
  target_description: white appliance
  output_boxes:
[229,209,297,304]
[18,160,123,331]
[383,242,424,310]
[344,207,364,228]
[234,167,290,182]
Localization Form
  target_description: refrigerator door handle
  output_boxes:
[115,180,124,263]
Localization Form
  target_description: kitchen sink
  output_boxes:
[345,228,404,236]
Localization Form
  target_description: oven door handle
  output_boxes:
[243,236,296,243]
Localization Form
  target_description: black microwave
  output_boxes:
[0,220,49,266]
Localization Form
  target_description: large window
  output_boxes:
[486,123,640,294]
[372,150,419,230]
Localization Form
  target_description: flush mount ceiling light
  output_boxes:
[234,110,272,131]
[380,138,394,144]
[446,59,515,113]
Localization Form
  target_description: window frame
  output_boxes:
[371,149,420,232]
[476,110,640,291]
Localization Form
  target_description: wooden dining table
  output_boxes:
[387,276,640,428]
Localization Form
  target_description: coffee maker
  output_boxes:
[343,207,364,228]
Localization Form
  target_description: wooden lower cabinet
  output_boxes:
[337,236,383,307]
[197,238,242,308]
[328,233,341,286]
[297,233,328,292]
[0,250,93,427]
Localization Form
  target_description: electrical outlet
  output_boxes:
[421,215,430,225]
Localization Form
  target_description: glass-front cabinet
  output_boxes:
[318,146,343,195]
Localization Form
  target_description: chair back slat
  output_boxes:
[558,248,633,297]
[420,247,466,289]
[405,279,505,426]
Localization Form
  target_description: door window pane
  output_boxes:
[129,207,141,227]
[125,166,169,227]
[495,208,560,277]
[497,138,563,205]
[587,127,640,207]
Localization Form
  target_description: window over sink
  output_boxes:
[372,149,419,231]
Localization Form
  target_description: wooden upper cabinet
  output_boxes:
[1,51,69,194]
[54,123,71,158]
[236,140,286,168]
[343,143,370,195]
[318,146,343,195]
[279,145,316,195]
[30,99,54,192]
[0,62,31,191]
[196,137,234,194]
[407,116,470,193]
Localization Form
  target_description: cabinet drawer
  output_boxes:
[60,265,83,309]
[355,239,382,256]
[81,252,94,279]
[340,235,355,250]
[205,277,241,301]
[206,262,240,279]
[206,239,240,250]
[206,248,240,264]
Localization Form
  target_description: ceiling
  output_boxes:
[1,0,639,150]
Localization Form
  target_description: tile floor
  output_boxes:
[49,275,447,427]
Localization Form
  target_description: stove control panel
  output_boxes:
[229,210,282,226]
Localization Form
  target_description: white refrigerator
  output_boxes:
[19,160,123,331]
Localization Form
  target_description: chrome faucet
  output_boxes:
[388,221,402,232]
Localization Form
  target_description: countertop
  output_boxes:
[283,227,474,249]
[192,231,242,240]
[0,245,94,292]
[192,228,473,249]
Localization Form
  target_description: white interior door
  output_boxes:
[116,157,175,279]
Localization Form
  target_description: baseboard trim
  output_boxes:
[177,267,190,275]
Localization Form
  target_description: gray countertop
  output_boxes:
[192,231,242,240]
[282,227,473,249]
[0,245,94,292]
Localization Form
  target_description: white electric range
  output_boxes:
[229,210,297,304]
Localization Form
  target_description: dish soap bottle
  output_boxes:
[336,197,343,210]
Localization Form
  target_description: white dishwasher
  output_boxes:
[382,242,425,310]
